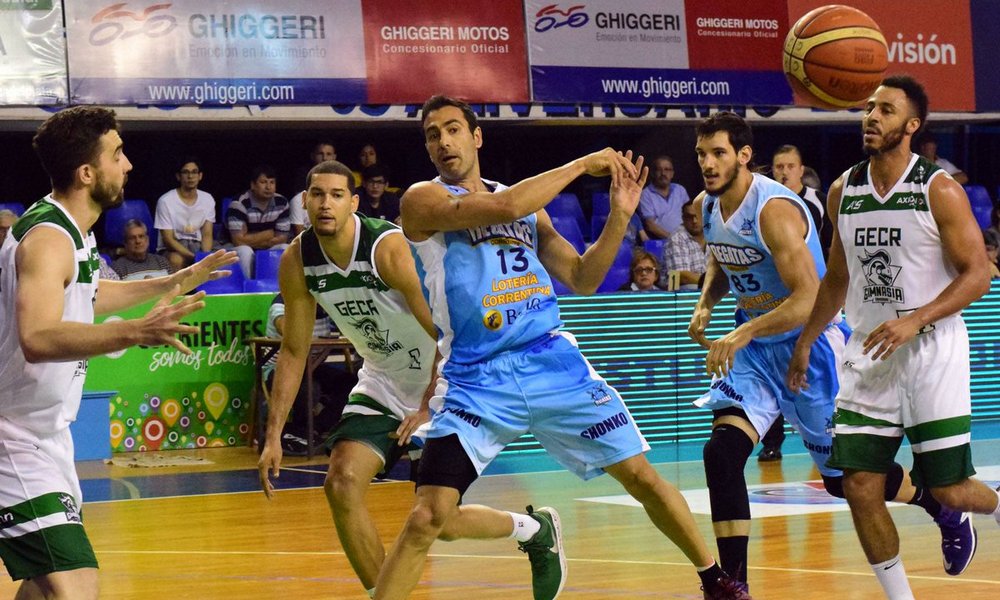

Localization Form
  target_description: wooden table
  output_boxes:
[247,336,356,458]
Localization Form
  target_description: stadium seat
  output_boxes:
[644,238,667,259]
[547,193,588,240]
[215,196,234,244]
[195,251,245,294]
[591,191,611,218]
[550,215,586,254]
[104,199,156,249]
[253,248,283,281]
[964,185,993,231]
[0,202,26,216]
[596,243,634,293]
[242,278,279,293]
[591,214,608,241]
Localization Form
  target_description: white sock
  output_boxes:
[367,588,375,599]
[508,511,541,542]
[991,489,1000,521]
[871,555,914,600]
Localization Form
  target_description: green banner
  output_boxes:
[86,293,274,452]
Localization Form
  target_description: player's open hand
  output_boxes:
[786,338,812,393]
[863,316,920,361]
[136,285,205,353]
[609,151,648,217]
[257,439,283,500]
[391,408,430,447]
[173,249,239,294]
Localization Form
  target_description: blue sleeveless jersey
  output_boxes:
[410,178,563,367]
[703,173,826,343]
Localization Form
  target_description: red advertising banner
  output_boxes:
[362,0,529,103]
[686,0,789,71]
[787,0,975,111]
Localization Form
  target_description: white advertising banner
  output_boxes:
[0,1,67,105]
[64,0,367,105]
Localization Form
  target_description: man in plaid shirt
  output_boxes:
[662,199,706,290]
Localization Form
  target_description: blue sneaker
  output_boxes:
[935,508,977,576]
[518,506,567,600]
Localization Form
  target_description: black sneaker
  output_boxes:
[280,432,309,456]
[757,447,782,462]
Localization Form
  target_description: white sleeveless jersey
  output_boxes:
[838,154,957,334]
[0,197,100,434]
[300,214,435,420]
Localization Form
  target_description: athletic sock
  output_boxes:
[716,536,749,583]
[367,588,375,598]
[696,561,725,590]
[908,486,943,518]
[507,511,541,542]
[992,488,1000,523]
[871,555,914,600]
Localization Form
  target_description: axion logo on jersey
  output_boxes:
[859,249,904,304]
[352,317,402,356]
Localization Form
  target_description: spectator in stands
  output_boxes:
[0,209,17,245]
[772,144,833,258]
[638,155,689,240]
[111,219,172,280]
[985,230,1000,280]
[155,156,216,271]
[227,165,291,279]
[358,143,377,170]
[291,142,337,235]
[262,294,353,455]
[619,249,665,292]
[357,164,401,224]
[662,199,706,290]
[98,254,120,280]
[918,132,968,184]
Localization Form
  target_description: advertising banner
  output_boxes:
[0,0,67,105]
[361,0,528,103]
[65,0,367,106]
[786,0,975,111]
[85,293,273,452]
[526,0,791,105]
[970,0,1000,112]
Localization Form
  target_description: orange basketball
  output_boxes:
[783,4,888,110]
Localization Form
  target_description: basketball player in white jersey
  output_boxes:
[0,107,236,599]
[788,76,1000,599]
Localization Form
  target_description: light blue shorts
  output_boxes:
[695,322,849,477]
[427,332,650,480]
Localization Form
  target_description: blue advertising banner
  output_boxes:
[971,0,1000,112]
[65,0,368,106]
[0,0,67,105]
[526,0,792,105]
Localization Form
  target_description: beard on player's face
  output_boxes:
[863,120,909,157]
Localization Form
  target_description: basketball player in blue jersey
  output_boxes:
[788,76,1000,599]
[372,96,751,600]
[688,112,974,594]
[0,107,236,600]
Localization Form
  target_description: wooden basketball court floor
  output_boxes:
[3,433,1000,599]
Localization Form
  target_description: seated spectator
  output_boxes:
[0,209,18,245]
[619,249,665,292]
[662,199,706,290]
[357,164,401,224]
[918,132,968,184]
[155,156,216,271]
[111,219,172,280]
[227,165,291,278]
[986,203,1000,242]
[263,293,355,455]
[98,254,120,280]
[639,155,690,240]
[985,230,1000,280]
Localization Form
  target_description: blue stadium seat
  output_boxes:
[253,248,283,281]
[104,199,156,249]
[550,216,586,254]
[964,185,993,230]
[597,243,634,293]
[591,214,608,241]
[551,277,574,296]
[242,278,279,293]
[195,251,245,294]
[547,193,588,240]
[644,238,667,259]
[0,202,26,216]
[591,191,611,218]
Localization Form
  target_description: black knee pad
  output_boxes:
[883,462,904,501]
[822,474,845,498]
[703,425,755,522]
[416,434,479,496]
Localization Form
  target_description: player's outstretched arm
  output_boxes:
[94,248,238,315]
[15,228,206,363]
[862,174,991,361]
[401,148,637,239]
[538,152,648,294]
[259,240,316,498]
[788,177,851,391]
